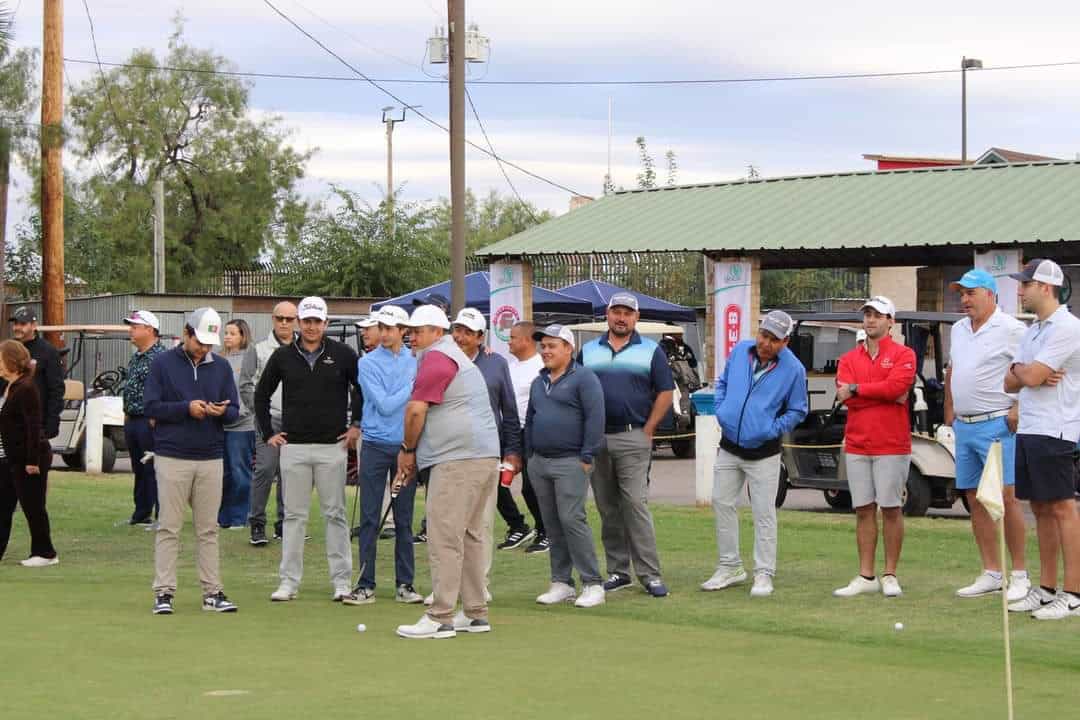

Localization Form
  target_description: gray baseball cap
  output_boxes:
[607,292,639,312]
[759,310,794,340]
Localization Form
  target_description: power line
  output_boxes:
[259,0,585,197]
[464,86,541,223]
[62,56,1080,87]
[285,0,418,69]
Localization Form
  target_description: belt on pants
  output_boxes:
[955,409,1010,424]
[605,424,642,434]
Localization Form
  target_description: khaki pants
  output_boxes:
[153,455,224,596]
[426,457,497,624]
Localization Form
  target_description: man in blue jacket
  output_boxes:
[144,308,240,615]
[702,310,807,598]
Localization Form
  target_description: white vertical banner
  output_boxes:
[489,261,524,359]
[713,260,753,377]
[974,249,1021,314]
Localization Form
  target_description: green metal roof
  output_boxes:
[476,161,1080,262]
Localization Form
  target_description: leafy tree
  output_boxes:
[433,189,553,255]
[635,136,656,189]
[64,20,310,292]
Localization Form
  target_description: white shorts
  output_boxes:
[845,453,910,509]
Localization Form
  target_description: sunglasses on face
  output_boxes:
[274,315,297,323]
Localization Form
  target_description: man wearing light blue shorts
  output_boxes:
[944,268,1030,601]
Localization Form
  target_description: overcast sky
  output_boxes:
[5,0,1080,243]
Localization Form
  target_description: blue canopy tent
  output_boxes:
[371,272,593,317]
[557,280,697,323]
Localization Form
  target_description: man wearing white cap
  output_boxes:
[702,310,807,597]
[122,310,166,526]
[144,307,240,614]
[395,304,500,639]
[833,296,916,599]
[1005,259,1080,620]
[256,296,362,603]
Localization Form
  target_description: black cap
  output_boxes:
[412,292,450,313]
[10,306,37,323]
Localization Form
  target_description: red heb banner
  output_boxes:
[723,304,741,358]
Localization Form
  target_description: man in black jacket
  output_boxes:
[6,307,65,441]
[255,296,362,602]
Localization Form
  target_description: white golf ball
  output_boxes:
[356,623,367,633]
[894,622,904,631]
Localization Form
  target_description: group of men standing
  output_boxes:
[703,259,1080,621]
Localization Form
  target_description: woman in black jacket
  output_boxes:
[0,339,58,566]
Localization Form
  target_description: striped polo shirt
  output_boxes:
[579,331,675,432]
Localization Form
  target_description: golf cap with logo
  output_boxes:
[607,292,640,312]
[10,306,37,323]
[373,305,410,327]
[412,292,451,313]
[452,307,487,333]
[188,307,222,345]
[405,304,451,330]
[949,268,998,294]
[123,309,160,331]
[1009,258,1065,287]
[355,316,378,328]
[861,295,896,317]
[298,296,328,321]
[532,324,576,349]
[759,310,794,340]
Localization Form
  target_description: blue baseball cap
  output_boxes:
[949,268,997,294]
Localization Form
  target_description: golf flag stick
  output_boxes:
[976,440,1014,720]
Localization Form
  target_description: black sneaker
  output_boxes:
[130,516,154,527]
[202,591,238,613]
[413,531,427,544]
[273,522,283,540]
[602,573,633,593]
[350,526,362,540]
[153,594,174,615]
[250,524,268,546]
[645,579,669,598]
[524,535,550,554]
[498,527,535,551]
[379,526,396,540]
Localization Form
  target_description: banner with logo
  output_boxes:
[713,260,752,377]
[974,249,1021,314]
[489,261,524,359]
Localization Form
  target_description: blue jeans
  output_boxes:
[124,417,157,522]
[219,430,255,527]
[356,440,415,589]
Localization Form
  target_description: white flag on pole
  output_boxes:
[977,440,1006,522]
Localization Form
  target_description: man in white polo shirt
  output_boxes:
[943,268,1030,601]
[1004,259,1080,620]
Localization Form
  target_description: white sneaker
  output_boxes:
[332,586,352,602]
[1031,593,1080,621]
[396,614,456,639]
[396,584,424,604]
[574,584,606,608]
[270,584,298,602]
[423,592,434,606]
[750,574,774,597]
[536,582,576,605]
[452,610,492,634]
[20,556,59,568]
[956,572,1002,598]
[1006,574,1031,603]
[833,575,881,597]
[881,575,902,597]
[700,567,747,591]
[1008,586,1056,613]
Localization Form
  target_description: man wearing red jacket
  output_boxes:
[832,296,916,599]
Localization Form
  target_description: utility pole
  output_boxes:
[448,0,466,313]
[961,56,983,164]
[0,125,10,333]
[153,179,165,293]
[382,105,408,241]
[41,0,65,346]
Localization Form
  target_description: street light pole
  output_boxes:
[961,56,983,163]
[382,105,407,241]
[448,0,466,314]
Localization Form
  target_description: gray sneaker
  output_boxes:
[396,584,424,604]
[342,587,376,606]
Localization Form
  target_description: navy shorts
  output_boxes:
[1015,434,1078,502]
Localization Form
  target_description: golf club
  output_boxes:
[350,488,399,590]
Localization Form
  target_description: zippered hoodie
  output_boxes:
[144,345,240,461]
[714,340,808,459]
[836,335,916,456]
[358,344,416,445]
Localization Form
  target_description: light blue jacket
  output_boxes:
[358,345,417,445]
[714,340,808,450]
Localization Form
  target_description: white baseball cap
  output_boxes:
[861,295,896,317]
[405,305,451,330]
[123,309,160,331]
[1009,258,1065,287]
[298,296,328,321]
[452,307,487,333]
[187,307,222,345]
[355,316,377,328]
[373,305,410,326]
[532,324,576,349]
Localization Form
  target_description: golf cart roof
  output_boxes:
[564,321,685,335]
[784,311,964,324]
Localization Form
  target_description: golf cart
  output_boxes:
[44,325,135,473]
[777,312,964,516]
[567,321,702,458]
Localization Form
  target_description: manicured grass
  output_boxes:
[1,470,1076,719]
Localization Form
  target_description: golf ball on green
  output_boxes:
[356,623,367,633]
[894,622,904,631]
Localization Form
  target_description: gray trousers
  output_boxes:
[248,416,284,528]
[712,447,781,577]
[279,442,352,591]
[590,428,662,583]
[529,455,601,586]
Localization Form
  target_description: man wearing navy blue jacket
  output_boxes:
[702,310,807,598]
[144,308,240,615]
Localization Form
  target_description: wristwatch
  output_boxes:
[849,384,859,396]
[400,443,416,454]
